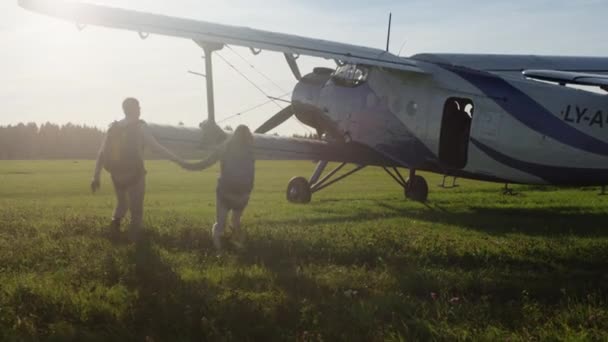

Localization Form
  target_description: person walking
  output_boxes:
[91,97,186,241]
[182,125,255,250]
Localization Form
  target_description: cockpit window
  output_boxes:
[331,64,369,87]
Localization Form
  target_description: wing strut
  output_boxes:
[195,41,223,123]
[284,53,302,81]
[195,41,226,144]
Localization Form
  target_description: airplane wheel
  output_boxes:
[405,175,428,202]
[287,177,312,204]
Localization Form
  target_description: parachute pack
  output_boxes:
[102,121,145,186]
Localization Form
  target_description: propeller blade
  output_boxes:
[255,105,295,134]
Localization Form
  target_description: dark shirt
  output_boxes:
[188,142,255,194]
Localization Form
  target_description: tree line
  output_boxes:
[0,122,205,160]
[0,123,105,160]
[0,122,318,160]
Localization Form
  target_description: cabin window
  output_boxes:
[331,64,369,87]
[439,97,474,169]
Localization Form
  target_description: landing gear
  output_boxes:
[439,175,458,188]
[286,161,366,204]
[382,167,428,202]
[405,175,429,202]
[286,177,312,203]
[503,183,516,195]
[287,162,429,204]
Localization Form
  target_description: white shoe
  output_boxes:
[211,224,222,250]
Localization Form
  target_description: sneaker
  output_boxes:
[211,224,222,250]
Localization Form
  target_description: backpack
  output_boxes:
[102,121,145,186]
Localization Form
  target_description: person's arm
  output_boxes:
[91,134,107,193]
[181,148,222,171]
[142,126,185,164]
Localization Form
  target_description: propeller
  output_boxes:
[255,105,295,134]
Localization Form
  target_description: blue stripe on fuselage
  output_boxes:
[471,138,608,185]
[444,65,608,156]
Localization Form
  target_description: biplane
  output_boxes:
[20,0,608,203]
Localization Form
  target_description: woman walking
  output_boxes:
[182,125,255,250]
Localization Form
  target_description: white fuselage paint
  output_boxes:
[312,63,608,186]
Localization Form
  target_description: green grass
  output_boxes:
[0,160,607,341]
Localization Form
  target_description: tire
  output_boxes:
[286,177,312,204]
[405,175,429,202]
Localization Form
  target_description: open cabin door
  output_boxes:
[438,97,474,169]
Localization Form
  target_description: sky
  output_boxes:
[2,0,608,135]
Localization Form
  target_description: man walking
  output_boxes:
[91,98,186,241]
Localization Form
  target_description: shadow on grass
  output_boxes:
[262,199,608,238]
[138,199,608,340]
[88,211,607,341]
[224,232,608,338]
[125,236,214,340]
[378,201,608,238]
[146,199,608,289]
[124,233,311,341]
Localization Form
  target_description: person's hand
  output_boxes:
[179,160,198,171]
[182,163,197,171]
[91,177,101,193]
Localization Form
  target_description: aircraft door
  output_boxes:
[438,97,474,169]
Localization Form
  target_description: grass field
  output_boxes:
[0,160,607,341]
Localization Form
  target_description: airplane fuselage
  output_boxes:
[293,62,608,186]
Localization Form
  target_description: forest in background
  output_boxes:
[0,122,204,160]
[0,123,105,160]
[0,123,315,160]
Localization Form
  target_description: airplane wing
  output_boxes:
[412,53,608,73]
[147,124,397,166]
[522,69,608,88]
[18,0,426,74]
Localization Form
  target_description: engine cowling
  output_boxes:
[292,67,337,137]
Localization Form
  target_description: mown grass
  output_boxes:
[0,160,607,341]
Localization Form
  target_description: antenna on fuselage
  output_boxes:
[386,12,392,52]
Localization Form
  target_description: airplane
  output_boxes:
[19,0,608,204]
